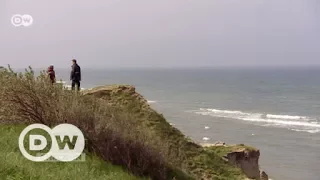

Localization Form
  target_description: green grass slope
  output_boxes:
[0,125,146,180]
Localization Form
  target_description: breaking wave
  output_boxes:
[266,114,308,120]
[147,100,157,104]
[192,108,320,134]
[56,81,85,90]
[63,85,86,90]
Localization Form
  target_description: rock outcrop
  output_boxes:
[202,142,269,180]
[225,147,260,179]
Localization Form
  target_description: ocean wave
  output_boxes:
[266,114,308,120]
[291,129,320,134]
[147,100,157,104]
[56,80,66,84]
[204,108,250,115]
[56,81,85,90]
[193,108,320,133]
[241,118,320,128]
[196,108,260,119]
[63,84,86,90]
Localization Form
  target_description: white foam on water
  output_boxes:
[291,128,320,134]
[55,80,85,90]
[202,137,210,141]
[193,108,320,134]
[147,100,157,104]
[204,108,250,116]
[62,84,85,90]
[241,118,320,127]
[266,114,308,120]
[56,80,66,84]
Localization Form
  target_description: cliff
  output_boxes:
[82,85,269,180]
[0,67,270,180]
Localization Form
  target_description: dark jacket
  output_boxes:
[47,66,55,83]
[70,63,81,81]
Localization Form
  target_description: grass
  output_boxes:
[204,145,258,158]
[0,125,146,180]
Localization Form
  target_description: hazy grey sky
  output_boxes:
[0,0,319,68]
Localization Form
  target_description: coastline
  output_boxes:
[82,84,270,180]
[53,80,271,179]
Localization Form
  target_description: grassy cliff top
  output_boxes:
[82,85,253,180]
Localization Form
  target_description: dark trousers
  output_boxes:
[71,80,80,91]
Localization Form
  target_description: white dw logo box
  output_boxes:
[11,14,33,27]
[18,123,85,162]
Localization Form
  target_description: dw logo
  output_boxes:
[18,124,85,162]
[11,14,33,27]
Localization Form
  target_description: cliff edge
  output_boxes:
[0,66,270,180]
[82,85,269,180]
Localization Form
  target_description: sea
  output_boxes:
[38,67,320,180]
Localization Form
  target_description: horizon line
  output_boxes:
[8,64,320,70]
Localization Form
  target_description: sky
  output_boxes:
[0,0,319,69]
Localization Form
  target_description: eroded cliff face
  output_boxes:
[225,148,260,179]
[202,143,269,180]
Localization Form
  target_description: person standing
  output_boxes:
[47,65,56,84]
[70,59,81,91]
